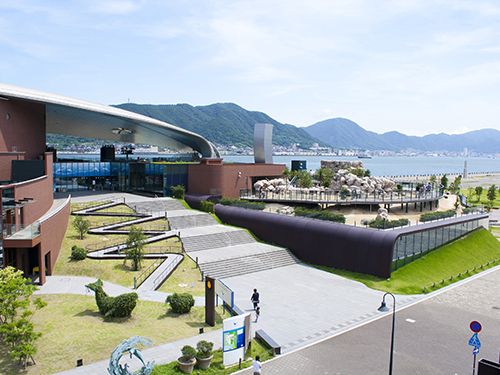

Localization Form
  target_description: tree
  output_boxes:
[72,215,91,240]
[475,186,483,202]
[487,184,497,204]
[314,168,333,186]
[297,171,313,188]
[440,174,449,189]
[0,267,46,368]
[449,175,462,194]
[429,175,437,184]
[125,226,146,271]
[282,166,291,180]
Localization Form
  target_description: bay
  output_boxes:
[221,155,500,177]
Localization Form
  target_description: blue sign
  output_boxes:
[469,333,481,354]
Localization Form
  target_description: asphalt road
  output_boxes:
[238,265,500,375]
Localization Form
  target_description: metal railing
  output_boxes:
[134,259,165,289]
[71,196,125,212]
[152,255,184,290]
[240,183,444,204]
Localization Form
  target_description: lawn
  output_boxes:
[1,294,225,375]
[314,228,500,295]
[55,210,186,288]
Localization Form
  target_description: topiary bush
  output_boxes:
[166,293,195,314]
[200,200,215,213]
[71,245,87,260]
[85,279,138,318]
[219,198,266,210]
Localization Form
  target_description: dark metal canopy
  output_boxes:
[0,83,220,158]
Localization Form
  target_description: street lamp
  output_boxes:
[378,292,396,375]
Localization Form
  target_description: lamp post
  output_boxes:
[378,292,396,375]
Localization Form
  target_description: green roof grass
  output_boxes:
[313,228,500,295]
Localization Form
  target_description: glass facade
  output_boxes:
[54,162,188,196]
[392,219,481,270]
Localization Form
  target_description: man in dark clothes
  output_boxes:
[251,288,259,309]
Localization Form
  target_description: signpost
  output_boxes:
[469,321,482,375]
[215,279,234,316]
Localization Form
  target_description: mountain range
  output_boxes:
[49,102,500,154]
[304,118,500,153]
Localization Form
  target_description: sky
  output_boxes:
[1,0,500,137]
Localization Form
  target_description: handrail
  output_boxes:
[241,183,444,205]
[134,259,164,289]
[152,255,184,290]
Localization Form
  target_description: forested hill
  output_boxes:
[114,102,327,148]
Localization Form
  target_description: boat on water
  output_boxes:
[358,155,372,159]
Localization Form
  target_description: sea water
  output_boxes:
[222,155,500,177]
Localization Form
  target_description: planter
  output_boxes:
[196,355,213,370]
[177,359,196,374]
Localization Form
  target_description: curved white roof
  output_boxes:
[0,83,220,158]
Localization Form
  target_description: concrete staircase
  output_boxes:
[168,214,218,230]
[182,230,255,252]
[199,248,301,279]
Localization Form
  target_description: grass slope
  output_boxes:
[315,228,500,295]
[1,295,224,375]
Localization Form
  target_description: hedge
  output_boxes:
[294,207,346,224]
[420,210,457,222]
[368,218,409,229]
[219,198,266,211]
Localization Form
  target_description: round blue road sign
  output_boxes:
[470,321,482,333]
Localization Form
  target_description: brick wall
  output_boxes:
[0,99,46,160]
[188,160,285,199]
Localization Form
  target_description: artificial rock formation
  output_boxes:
[321,160,364,172]
[327,170,395,194]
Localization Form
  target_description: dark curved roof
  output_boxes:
[0,83,220,158]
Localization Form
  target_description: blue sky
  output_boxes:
[2,0,500,136]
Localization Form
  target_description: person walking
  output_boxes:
[252,355,262,374]
[251,288,260,309]
[255,307,260,323]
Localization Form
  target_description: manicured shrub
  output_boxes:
[166,293,195,314]
[420,210,456,222]
[368,218,409,229]
[170,185,185,199]
[196,340,214,358]
[179,345,196,363]
[71,245,87,260]
[219,198,266,210]
[200,200,215,213]
[294,207,346,223]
